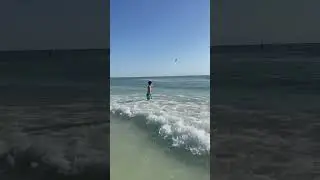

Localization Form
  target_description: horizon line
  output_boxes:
[211,42,320,47]
[1,42,319,51]
[0,48,109,52]
[110,74,209,78]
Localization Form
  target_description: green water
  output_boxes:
[110,116,210,180]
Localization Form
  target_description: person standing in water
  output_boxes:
[146,81,152,100]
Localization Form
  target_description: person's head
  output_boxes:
[148,81,152,85]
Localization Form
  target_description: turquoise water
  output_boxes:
[110,75,210,180]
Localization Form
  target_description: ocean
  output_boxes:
[2,44,319,180]
[0,49,109,180]
[212,43,320,180]
[110,76,210,180]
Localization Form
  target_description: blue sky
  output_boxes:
[110,0,209,77]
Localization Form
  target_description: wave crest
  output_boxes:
[110,97,210,156]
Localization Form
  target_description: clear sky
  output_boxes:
[110,0,210,77]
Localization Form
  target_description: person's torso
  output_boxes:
[147,85,151,94]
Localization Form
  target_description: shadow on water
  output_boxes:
[111,112,210,170]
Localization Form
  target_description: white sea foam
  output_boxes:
[110,93,210,155]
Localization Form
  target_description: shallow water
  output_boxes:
[110,76,210,155]
[110,76,210,180]
[110,115,209,180]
